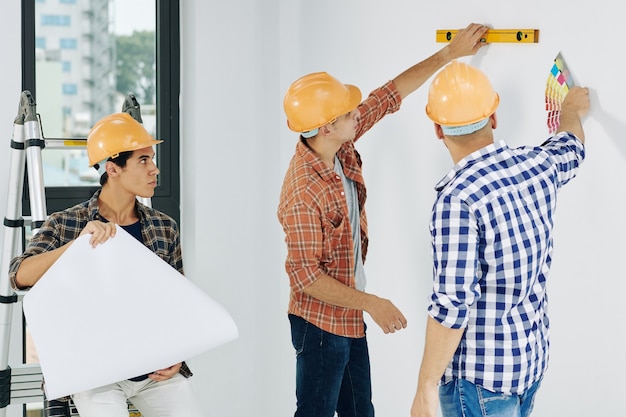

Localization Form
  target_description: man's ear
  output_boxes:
[318,124,331,136]
[490,113,498,130]
[435,124,445,140]
[105,160,119,177]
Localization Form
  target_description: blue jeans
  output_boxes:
[439,377,542,417]
[289,314,374,417]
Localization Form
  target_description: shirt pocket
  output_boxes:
[150,239,171,264]
[321,209,345,264]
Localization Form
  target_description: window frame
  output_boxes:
[21,0,181,223]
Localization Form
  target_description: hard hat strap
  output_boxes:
[94,159,108,176]
[301,128,319,139]
[441,118,489,136]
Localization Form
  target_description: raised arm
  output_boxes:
[393,23,489,100]
[557,86,590,143]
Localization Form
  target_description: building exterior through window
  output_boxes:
[34,0,156,187]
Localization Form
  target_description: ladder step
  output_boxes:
[8,364,44,404]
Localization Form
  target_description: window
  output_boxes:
[22,0,181,222]
[40,14,70,26]
[62,83,77,95]
[58,37,77,49]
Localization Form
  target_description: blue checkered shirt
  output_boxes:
[428,132,585,395]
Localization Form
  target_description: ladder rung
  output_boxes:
[11,388,44,402]
[42,138,87,149]
[6,364,45,404]
[9,363,42,376]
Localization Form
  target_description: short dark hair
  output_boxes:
[97,150,134,186]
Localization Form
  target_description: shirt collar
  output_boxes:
[87,188,147,223]
[435,140,509,191]
[295,140,340,181]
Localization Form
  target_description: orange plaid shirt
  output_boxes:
[278,80,402,338]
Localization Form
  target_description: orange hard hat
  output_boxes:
[283,72,362,134]
[425,61,499,127]
[87,112,162,167]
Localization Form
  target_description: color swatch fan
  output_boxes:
[545,53,575,134]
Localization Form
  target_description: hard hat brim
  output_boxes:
[89,139,164,167]
[344,84,362,114]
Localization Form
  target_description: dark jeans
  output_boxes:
[289,314,374,417]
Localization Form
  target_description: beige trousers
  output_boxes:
[71,373,205,417]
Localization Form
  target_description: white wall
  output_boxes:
[180,1,292,416]
[265,2,621,416]
[181,1,624,416]
[0,0,622,416]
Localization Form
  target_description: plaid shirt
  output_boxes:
[278,81,401,338]
[9,189,184,289]
[429,132,585,394]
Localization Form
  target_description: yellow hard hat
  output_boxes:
[426,61,499,127]
[283,72,362,135]
[87,112,163,167]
